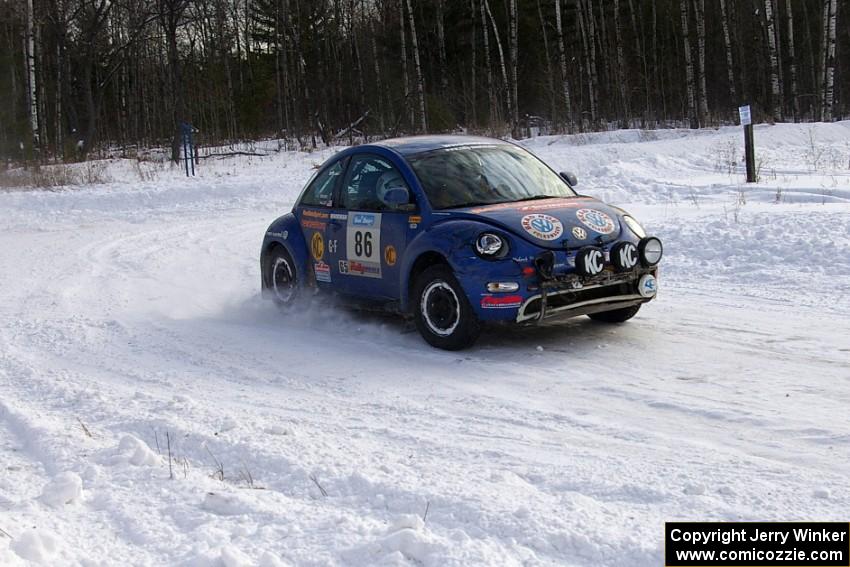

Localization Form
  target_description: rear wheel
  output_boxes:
[265,248,299,309]
[414,265,480,350]
[587,304,641,323]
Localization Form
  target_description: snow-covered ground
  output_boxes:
[1,122,849,566]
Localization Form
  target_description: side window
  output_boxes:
[342,155,412,211]
[300,159,346,207]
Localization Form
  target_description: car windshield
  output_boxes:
[407,144,576,210]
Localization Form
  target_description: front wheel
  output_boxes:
[413,265,481,350]
[587,304,641,323]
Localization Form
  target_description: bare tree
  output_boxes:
[436,0,448,93]
[484,0,511,131]
[469,0,477,127]
[613,0,629,126]
[405,0,426,132]
[764,0,783,121]
[693,0,708,124]
[536,0,557,126]
[579,0,599,126]
[821,0,837,120]
[25,0,40,155]
[553,0,572,127]
[785,0,799,120]
[399,0,411,128]
[480,0,496,126]
[508,0,519,135]
[719,0,737,106]
[627,0,649,122]
[680,0,698,128]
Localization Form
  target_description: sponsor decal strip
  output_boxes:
[481,295,523,309]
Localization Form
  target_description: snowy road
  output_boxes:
[2,123,850,566]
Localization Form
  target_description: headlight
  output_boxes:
[475,233,507,258]
[638,236,663,266]
[622,215,646,238]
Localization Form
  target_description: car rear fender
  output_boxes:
[260,213,310,290]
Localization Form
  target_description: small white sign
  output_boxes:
[739,105,752,126]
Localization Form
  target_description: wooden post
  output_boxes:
[744,124,756,182]
[739,105,756,182]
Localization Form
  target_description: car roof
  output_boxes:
[368,135,512,157]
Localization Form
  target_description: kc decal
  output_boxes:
[613,242,638,270]
[576,209,616,235]
[310,232,324,260]
[578,248,605,276]
[384,245,397,266]
[521,213,564,241]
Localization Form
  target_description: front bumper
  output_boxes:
[516,268,656,323]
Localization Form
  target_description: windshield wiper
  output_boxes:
[520,195,560,201]
[441,199,513,210]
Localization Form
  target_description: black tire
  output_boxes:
[264,247,299,310]
[587,304,641,323]
[413,265,481,350]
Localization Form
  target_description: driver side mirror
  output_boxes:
[559,171,578,187]
[382,186,413,211]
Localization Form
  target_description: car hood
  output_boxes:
[445,196,624,249]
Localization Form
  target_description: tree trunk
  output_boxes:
[553,0,572,127]
[509,0,519,136]
[536,0,557,127]
[785,0,798,120]
[680,0,698,128]
[613,0,629,127]
[368,16,385,132]
[405,0,427,132]
[627,0,649,124]
[580,0,599,126]
[693,0,708,124]
[470,0,477,128]
[399,0,412,128]
[484,0,511,132]
[25,0,40,156]
[764,0,783,121]
[481,0,496,126]
[719,0,737,105]
[436,0,448,93]
[822,0,837,121]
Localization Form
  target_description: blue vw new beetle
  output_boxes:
[261,136,662,350]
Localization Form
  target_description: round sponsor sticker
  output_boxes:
[576,209,616,235]
[384,245,397,266]
[310,232,324,260]
[638,274,658,297]
[521,214,564,241]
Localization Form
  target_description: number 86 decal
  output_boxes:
[353,231,373,258]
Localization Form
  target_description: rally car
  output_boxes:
[260,136,662,350]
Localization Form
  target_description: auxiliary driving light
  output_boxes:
[638,237,663,266]
[611,241,639,271]
[575,246,606,276]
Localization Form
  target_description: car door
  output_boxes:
[294,156,348,289]
[327,153,417,301]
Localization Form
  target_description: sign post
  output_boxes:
[180,122,196,177]
[739,105,756,182]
